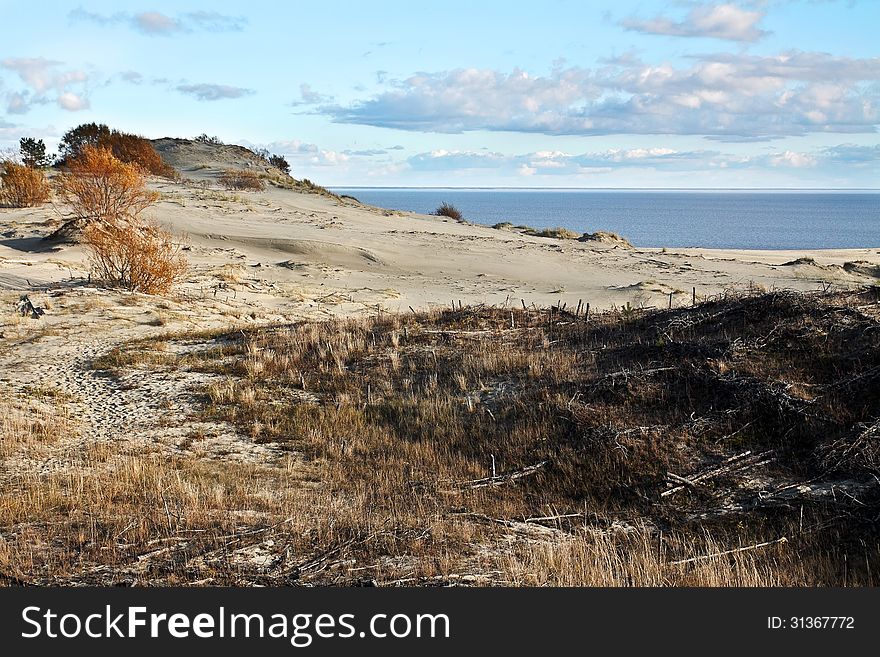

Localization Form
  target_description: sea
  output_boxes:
[330,188,880,250]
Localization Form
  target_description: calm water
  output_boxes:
[331,188,880,250]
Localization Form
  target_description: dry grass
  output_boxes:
[219,169,265,192]
[9,287,864,586]
[434,202,464,221]
[531,226,581,240]
[579,231,634,247]
[0,162,51,208]
[0,394,71,459]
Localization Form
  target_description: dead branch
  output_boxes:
[668,537,788,566]
[442,460,549,492]
[662,450,775,497]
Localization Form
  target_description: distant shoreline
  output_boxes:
[330,187,880,251]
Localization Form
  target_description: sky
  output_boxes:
[1,0,879,188]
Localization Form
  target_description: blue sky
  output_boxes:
[1,0,879,187]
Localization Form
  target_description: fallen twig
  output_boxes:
[662,450,775,498]
[443,460,549,492]
[669,537,787,566]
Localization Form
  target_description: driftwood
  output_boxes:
[669,537,787,566]
[443,460,549,492]
[16,295,44,319]
[452,512,564,539]
[662,450,776,498]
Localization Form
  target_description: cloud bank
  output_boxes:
[319,52,880,141]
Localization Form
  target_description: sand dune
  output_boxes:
[2,173,878,319]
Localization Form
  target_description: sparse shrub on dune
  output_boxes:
[83,217,187,294]
[434,202,463,221]
[578,231,633,248]
[58,123,176,178]
[103,132,177,178]
[194,133,223,145]
[0,161,51,207]
[531,226,581,240]
[268,154,290,175]
[219,169,265,191]
[57,146,159,223]
[53,146,187,292]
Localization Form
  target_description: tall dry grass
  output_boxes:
[4,289,878,586]
[219,169,265,191]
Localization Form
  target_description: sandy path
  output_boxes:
[0,292,287,480]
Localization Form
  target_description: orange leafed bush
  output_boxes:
[57,146,159,221]
[104,132,177,178]
[83,217,187,294]
[60,123,175,178]
[0,161,51,207]
[219,169,265,191]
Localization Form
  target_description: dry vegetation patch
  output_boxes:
[219,169,265,192]
[0,162,51,208]
[3,288,879,586]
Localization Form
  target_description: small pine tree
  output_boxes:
[19,137,53,169]
[269,154,290,175]
[59,123,111,162]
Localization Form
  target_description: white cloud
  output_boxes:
[294,83,334,106]
[69,9,247,36]
[57,91,89,111]
[254,140,351,167]
[621,3,768,42]
[176,83,254,101]
[321,52,880,141]
[769,150,817,168]
[0,57,91,113]
[133,11,183,35]
[399,144,875,177]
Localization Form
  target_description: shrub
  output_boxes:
[219,169,265,191]
[19,137,53,169]
[59,123,111,162]
[83,217,187,294]
[57,146,159,221]
[103,132,176,178]
[268,154,290,175]
[532,227,581,240]
[195,134,223,145]
[0,161,51,207]
[58,124,174,178]
[578,231,633,248]
[434,202,463,221]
